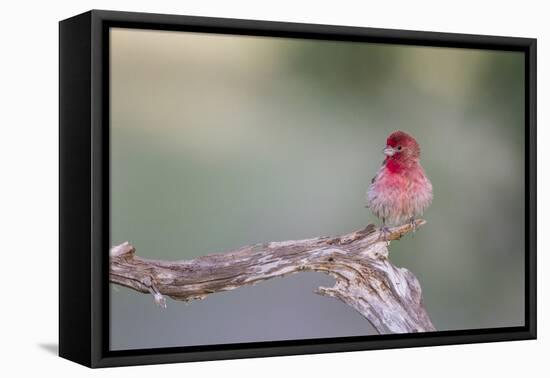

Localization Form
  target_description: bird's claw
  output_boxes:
[380,226,391,245]
[409,218,417,234]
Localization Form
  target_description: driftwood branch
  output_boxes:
[110,220,435,334]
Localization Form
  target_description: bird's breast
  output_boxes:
[367,164,432,225]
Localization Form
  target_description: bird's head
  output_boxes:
[383,130,421,168]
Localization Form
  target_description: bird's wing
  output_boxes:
[371,158,387,184]
[366,172,379,208]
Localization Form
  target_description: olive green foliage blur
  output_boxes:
[110,29,524,349]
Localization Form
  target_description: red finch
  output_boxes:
[367,130,433,237]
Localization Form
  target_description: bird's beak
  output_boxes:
[383,146,396,156]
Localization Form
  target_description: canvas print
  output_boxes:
[108,27,525,351]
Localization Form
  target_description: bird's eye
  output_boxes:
[397,146,402,151]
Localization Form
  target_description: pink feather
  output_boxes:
[367,131,433,226]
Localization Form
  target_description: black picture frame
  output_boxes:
[59,9,537,368]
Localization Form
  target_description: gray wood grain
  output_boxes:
[110,219,435,334]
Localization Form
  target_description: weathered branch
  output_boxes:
[110,220,435,334]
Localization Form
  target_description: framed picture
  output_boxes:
[59,10,536,368]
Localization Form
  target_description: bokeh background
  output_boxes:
[109,27,525,350]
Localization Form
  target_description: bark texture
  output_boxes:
[110,220,435,334]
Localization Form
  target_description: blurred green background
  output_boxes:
[109,28,525,350]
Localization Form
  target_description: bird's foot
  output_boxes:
[380,226,391,245]
[409,218,417,234]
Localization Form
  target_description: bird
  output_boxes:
[366,130,433,240]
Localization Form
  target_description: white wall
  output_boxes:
[0,0,546,376]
